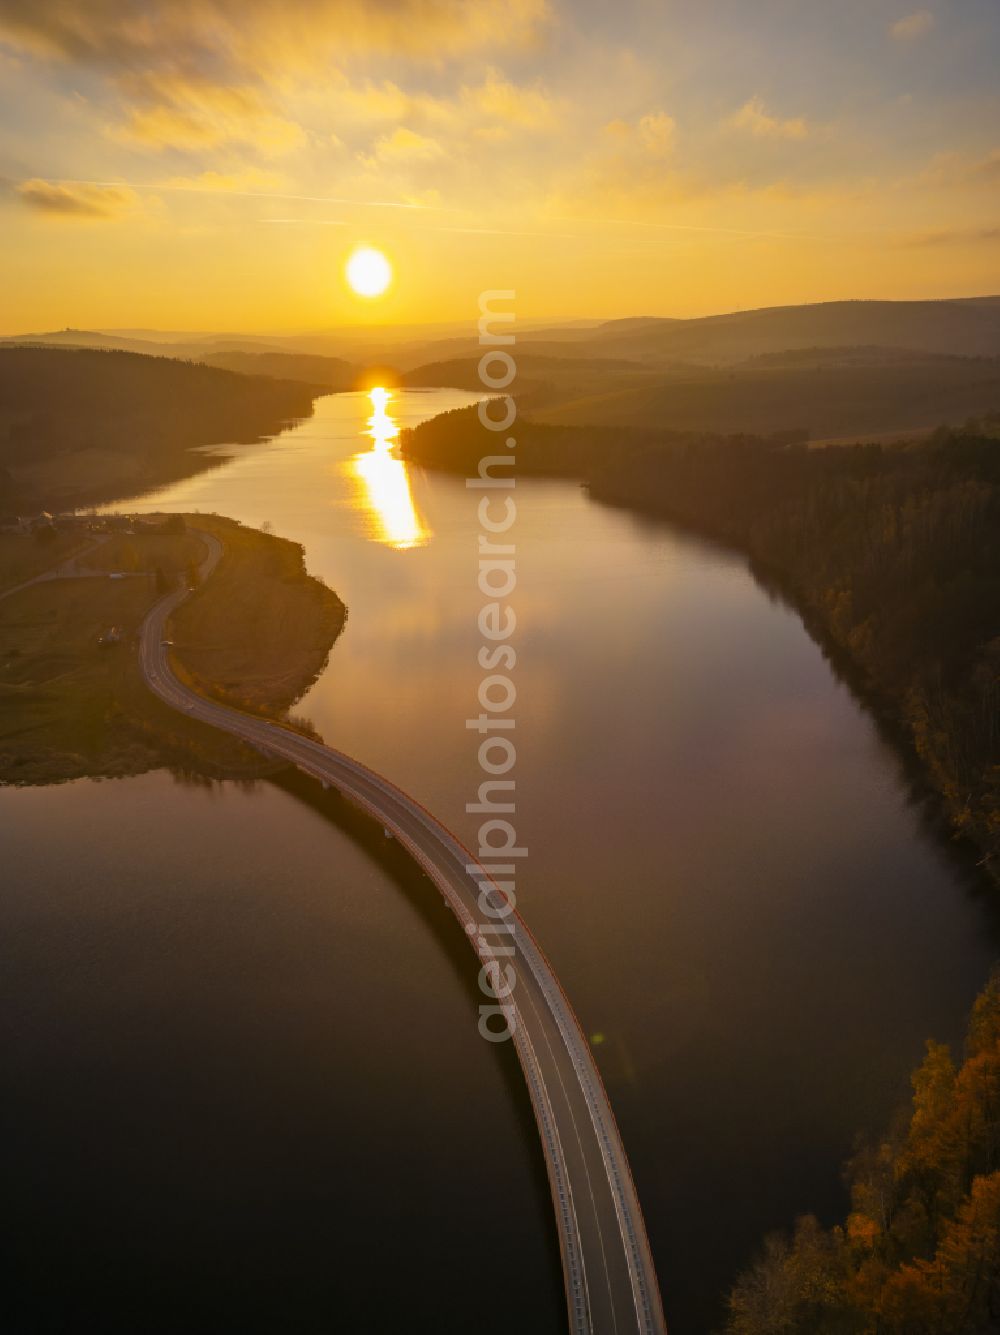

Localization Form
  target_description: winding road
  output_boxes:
[140,526,668,1335]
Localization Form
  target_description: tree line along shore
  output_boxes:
[0,346,325,517]
[404,406,1000,887]
[403,401,1000,1330]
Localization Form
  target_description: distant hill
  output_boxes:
[6,296,1000,434]
[8,296,999,375]
[195,351,358,390]
[400,353,641,396]
[0,347,322,514]
[578,297,1000,364]
[527,350,1000,438]
[393,296,1000,370]
[2,329,301,361]
[3,331,362,389]
[401,345,1000,440]
[3,328,171,355]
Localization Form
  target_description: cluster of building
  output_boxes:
[1,511,170,538]
[0,510,58,536]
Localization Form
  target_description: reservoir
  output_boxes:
[2,388,995,1332]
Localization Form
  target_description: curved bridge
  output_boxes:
[140,527,668,1335]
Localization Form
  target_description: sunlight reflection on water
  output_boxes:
[350,387,429,550]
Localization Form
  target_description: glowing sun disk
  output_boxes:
[346,247,392,298]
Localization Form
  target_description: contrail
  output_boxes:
[256,217,579,239]
[259,217,346,225]
[548,212,847,242]
[42,178,456,212]
[33,176,839,241]
[434,225,579,238]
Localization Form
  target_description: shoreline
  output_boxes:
[0,513,346,787]
[403,405,999,890]
[594,486,999,891]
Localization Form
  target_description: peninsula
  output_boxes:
[0,513,345,785]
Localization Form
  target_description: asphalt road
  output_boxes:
[139,527,668,1335]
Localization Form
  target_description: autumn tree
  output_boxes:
[727,972,1000,1335]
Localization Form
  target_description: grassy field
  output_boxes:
[78,528,207,575]
[0,530,90,592]
[170,515,346,716]
[0,517,346,785]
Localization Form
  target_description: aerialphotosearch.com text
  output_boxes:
[465,289,523,1043]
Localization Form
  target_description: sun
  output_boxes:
[345,246,392,298]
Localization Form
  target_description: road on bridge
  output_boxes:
[139,525,668,1335]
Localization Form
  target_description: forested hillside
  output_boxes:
[0,347,322,513]
[194,350,358,389]
[402,348,1000,440]
[727,971,1000,1333]
[404,408,1000,878]
[589,420,1000,876]
[387,296,1000,371]
[572,296,1000,365]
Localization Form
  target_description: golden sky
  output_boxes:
[0,0,997,331]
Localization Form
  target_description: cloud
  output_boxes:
[727,97,809,141]
[548,109,683,217]
[603,110,676,158]
[463,69,555,131]
[890,10,935,41]
[162,166,287,192]
[326,79,425,124]
[309,66,558,193]
[313,68,557,144]
[361,126,446,167]
[636,111,676,157]
[109,73,305,153]
[917,146,1000,188]
[0,0,549,69]
[16,177,140,219]
[965,149,1000,183]
[898,223,1000,247]
[0,3,555,180]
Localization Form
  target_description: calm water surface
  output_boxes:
[2,389,996,1333]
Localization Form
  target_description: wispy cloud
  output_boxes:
[463,69,556,131]
[0,0,552,172]
[34,178,454,211]
[916,146,1000,188]
[16,178,140,219]
[108,73,305,153]
[360,126,446,168]
[0,0,550,69]
[545,108,684,217]
[898,223,1000,247]
[969,151,1000,183]
[163,167,287,193]
[312,68,558,151]
[726,97,809,141]
[890,10,935,41]
[604,111,676,158]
